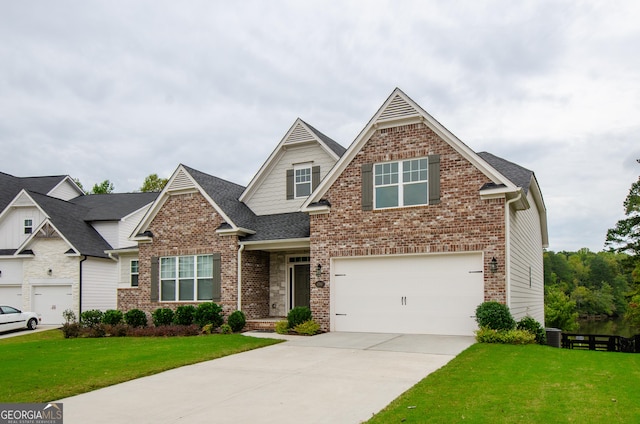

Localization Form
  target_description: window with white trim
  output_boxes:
[130,260,139,287]
[294,164,312,198]
[160,255,214,301]
[374,158,428,209]
[24,219,33,234]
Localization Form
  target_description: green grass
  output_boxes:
[0,330,281,402]
[369,343,640,423]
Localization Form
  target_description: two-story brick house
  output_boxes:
[120,88,547,336]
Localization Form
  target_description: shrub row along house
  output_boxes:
[0,88,548,335]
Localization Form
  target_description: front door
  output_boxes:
[291,264,310,309]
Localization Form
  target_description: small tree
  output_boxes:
[545,287,579,331]
[140,173,168,192]
[91,179,115,194]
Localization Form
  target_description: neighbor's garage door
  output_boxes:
[333,253,484,336]
[33,285,73,324]
[0,285,22,305]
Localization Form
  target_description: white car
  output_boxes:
[0,305,41,332]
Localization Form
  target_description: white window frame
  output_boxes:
[374,158,428,209]
[160,255,214,302]
[24,219,33,234]
[130,260,139,287]
[294,163,312,198]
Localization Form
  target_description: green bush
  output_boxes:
[475,327,536,345]
[124,309,148,328]
[174,305,197,326]
[201,323,214,335]
[275,320,289,334]
[227,310,246,332]
[152,308,175,327]
[220,324,233,334]
[80,309,104,328]
[293,320,320,335]
[287,306,312,329]
[102,309,124,326]
[475,301,516,331]
[517,316,547,345]
[194,303,223,328]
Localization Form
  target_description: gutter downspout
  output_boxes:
[79,255,87,317]
[237,244,245,311]
[504,190,523,309]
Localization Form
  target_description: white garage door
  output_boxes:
[0,285,22,306]
[33,285,73,324]
[333,253,484,336]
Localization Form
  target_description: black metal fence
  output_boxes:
[561,333,640,353]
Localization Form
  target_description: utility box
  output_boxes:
[546,328,562,348]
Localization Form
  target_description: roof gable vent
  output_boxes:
[285,123,315,144]
[378,94,420,122]
[167,168,195,192]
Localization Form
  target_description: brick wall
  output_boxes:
[240,250,270,319]
[118,192,241,318]
[310,123,506,331]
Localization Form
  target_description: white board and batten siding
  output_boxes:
[508,190,545,324]
[0,205,46,249]
[81,258,118,311]
[245,144,337,215]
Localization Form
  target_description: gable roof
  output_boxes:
[477,152,533,194]
[0,172,71,211]
[22,192,113,258]
[239,119,345,203]
[70,192,158,221]
[302,88,520,211]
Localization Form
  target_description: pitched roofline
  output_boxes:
[302,88,519,211]
[0,189,48,224]
[239,118,343,202]
[48,176,85,197]
[16,218,78,257]
[131,164,240,239]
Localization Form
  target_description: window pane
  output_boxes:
[161,280,176,301]
[197,255,213,278]
[131,274,139,287]
[160,257,175,279]
[375,162,399,186]
[404,182,428,206]
[296,182,311,197]
[179,279,194,301]
[179,256,194,278]
[198,278,214,300]
[376,186,399,208]
[131,260,139,274]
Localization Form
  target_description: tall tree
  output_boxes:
[91,180,115,194]
[606,176,640,255]
[140,173,168,192]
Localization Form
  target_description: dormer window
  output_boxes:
[286,165,320,200]
[24,219,33,234]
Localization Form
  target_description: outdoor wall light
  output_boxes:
[47,268,53,276]
[315,280,325,288]
[316,263,322,278]
[490,257,498,274]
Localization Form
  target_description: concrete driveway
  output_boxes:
[59,332,474,424]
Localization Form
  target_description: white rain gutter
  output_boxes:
[237,244,245,311]
[504,189,523,309]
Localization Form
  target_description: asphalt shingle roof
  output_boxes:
[303,120,347,157]
[477,152,533,194]
[0,172,68,211]
[70,192,158,221]
[241,212,310,242]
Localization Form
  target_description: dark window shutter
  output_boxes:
[311,166,320,191]
[212,253,221,302]
[428,155,441,205]
[150,256,159,302]
[361,163,373,211]
[286,169,294,200]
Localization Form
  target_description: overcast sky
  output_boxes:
[1,1,639,252]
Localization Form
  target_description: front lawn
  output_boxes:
[0,330,281,402]
[369,343,640,423]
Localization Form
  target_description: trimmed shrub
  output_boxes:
[220,324,233,334]
[124,309,148,328]
[294,320,320,336]
[201,323,214,335]
[80,309,104,328]
[287,306,312,329]
[128,324,200,337]
[476,327,536,345]
[517,316,547,345]
[475,301,516,331]
[152,308,175,327]
[194,303,223,328]
[227,310,246,333]
[275,320,289,335]
[61,323,80,338]
[174,305,197,326]
[102,309,124,326]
